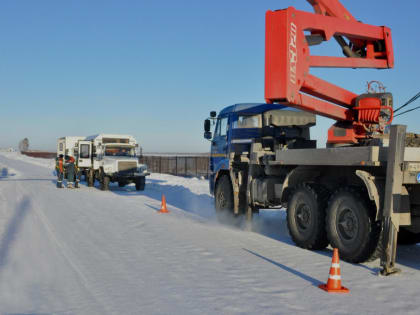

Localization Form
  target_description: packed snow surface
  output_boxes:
[0,151,419,315]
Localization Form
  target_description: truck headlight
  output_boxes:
[138,166,147,173]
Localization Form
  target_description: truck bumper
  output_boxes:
[107,172,149,182]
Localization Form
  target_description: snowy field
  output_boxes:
[0,151,420,314]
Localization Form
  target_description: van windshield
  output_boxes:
[104,146,135,157]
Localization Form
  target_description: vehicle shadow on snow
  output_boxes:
[395,244,420,271]
[243,247,382,283]
[249,209,294,245]
[240,210,383,274]
[243,248,323,286]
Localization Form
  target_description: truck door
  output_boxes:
[77,141,92,168]
[57,140,65,157]
[211,114,229,167]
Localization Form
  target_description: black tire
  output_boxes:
[100,175,110,191]
[398,227,420,245]
[118,181,126,188]
[135,177,145,191]
[326,187,381,263]
[87,169,94,187]
[214,175,243,225]
[215,175,234,214]
[287,183,329,250]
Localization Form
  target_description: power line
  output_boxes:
[394,91,420,113]
[394,105,420,118]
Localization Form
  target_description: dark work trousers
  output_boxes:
[75,167,81,188]
[66,163,75,185]
[57,170,64,188]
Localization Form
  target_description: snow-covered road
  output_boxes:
[0,152,420,315]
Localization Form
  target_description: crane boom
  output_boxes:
[265,0,394,145]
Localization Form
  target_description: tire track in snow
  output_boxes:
[11,169,113,314]
[0,197,31,270]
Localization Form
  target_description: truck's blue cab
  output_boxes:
[205,103,299,195]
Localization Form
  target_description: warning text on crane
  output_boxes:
[289,22,297,85]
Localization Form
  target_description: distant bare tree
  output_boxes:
[19,138,29,152]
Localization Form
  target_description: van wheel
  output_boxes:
[100,175,110,191]
[135,177,145,191]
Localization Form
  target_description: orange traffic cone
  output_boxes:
[158,194,170,213]
[318,248,349,293]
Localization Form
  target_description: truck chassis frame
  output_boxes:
[222,125,420,274]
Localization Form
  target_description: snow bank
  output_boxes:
[0,151,54,169]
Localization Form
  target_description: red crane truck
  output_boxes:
[204,0,420,275]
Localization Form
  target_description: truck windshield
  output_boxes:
[233,114,261,128]
[104,146,135,157]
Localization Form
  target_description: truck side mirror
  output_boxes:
[204,119,212,140]
[204,131,212,140]
[210,111,217,118]
[204,119,211,132]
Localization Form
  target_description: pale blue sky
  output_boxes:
[1,0,419,152]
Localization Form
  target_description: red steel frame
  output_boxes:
[265,0,394,144]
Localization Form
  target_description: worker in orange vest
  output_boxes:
[55,154,64,188]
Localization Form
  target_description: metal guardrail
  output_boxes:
[139,155,210,178]
[21,151,56,158]
[19,151,210,179]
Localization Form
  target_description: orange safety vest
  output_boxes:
[56,158,63,172]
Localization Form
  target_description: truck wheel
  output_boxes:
[398,227,420,245]
[135,177,145,191]
[215,175,243,226]
[326,187,381,263]
[215,175,234,214]
[87,169,94,187]
[100,175,110,191]
[287,183,329,250]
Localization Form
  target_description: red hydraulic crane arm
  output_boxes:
[307,0,363,48]
[264,0,394,143]
[308,0,355,18]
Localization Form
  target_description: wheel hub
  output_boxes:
[338,208,358,241]
[296,204,311,231]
